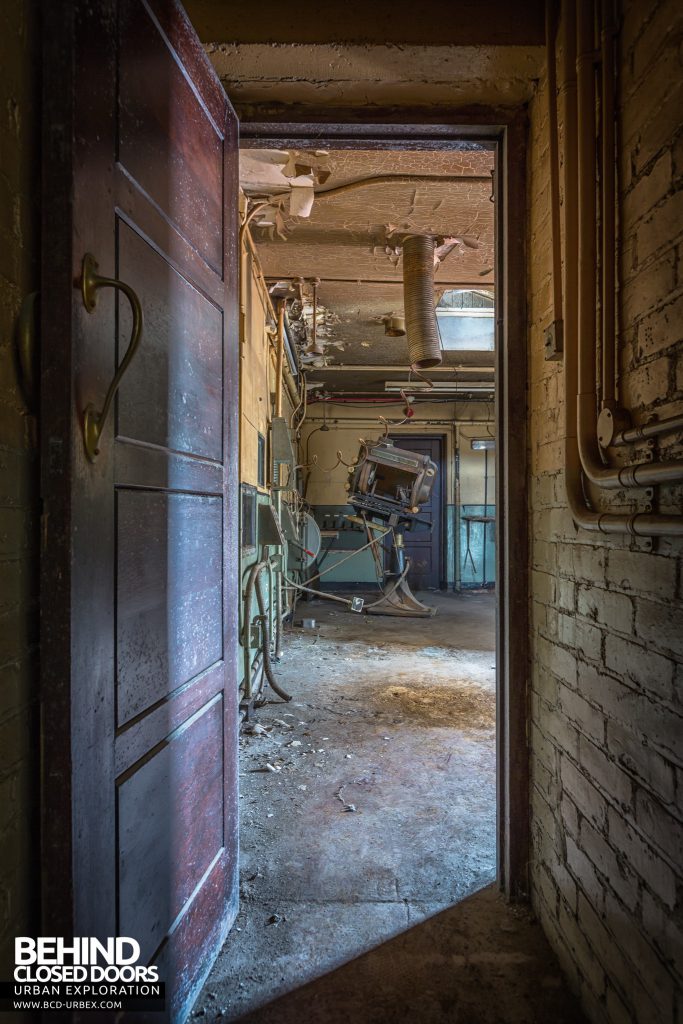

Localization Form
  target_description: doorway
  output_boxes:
[388,435,445,590]
[233,125,531,901]
[191,131,512,1017]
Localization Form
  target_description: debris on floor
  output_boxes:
[335,786,357,812]
[196,592,514,1022]
[243,722,270,737]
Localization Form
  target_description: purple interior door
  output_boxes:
[388,436,444,590]
[41,2,240,1019]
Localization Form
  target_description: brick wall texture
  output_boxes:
[527,1,683,1022]
[0,0,40,975]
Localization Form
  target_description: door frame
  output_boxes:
[241,116,529,901]
[388,432,447,590]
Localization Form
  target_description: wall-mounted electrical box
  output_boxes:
[258,502,286,547]
[271,416,295,487]
[544,319,564,361]
[240,484,257,552]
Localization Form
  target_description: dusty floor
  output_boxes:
[192,591,583,1023]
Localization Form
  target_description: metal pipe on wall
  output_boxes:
[576,0,608,483]
[554,0,683,535]
[283,363,299,410]
[612,413,683,447]
[546,0,564,330]
[274,300,285,418]
[600,0,617,411]
[574,0,683,489]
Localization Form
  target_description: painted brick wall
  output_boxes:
[527,2,683,1022]
[0,0,40,974]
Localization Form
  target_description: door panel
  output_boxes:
[389,436,443,589]
[117,220,224,459]
[41,2,239,1020]
[117,695,224,964]
[116,490,224,724]
[118,0,225,272]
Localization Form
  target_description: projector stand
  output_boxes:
[365,530,436,618]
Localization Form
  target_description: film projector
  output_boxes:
[346,437,438,617]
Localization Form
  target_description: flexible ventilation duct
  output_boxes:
[402,235,442,369]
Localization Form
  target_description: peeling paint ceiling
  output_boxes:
[241,147,496,392]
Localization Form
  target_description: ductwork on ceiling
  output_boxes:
[402,234,443,370]
[238,148,496,391]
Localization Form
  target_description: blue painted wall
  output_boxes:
[458,503,496,588]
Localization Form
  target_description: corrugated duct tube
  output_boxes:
[402,234,442,369]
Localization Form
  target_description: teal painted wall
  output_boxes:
[458,503,496,588]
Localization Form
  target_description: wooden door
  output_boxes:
[389,436,444,590]
[40,2,239,1019]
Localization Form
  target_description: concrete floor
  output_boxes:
[192,591,584,1023]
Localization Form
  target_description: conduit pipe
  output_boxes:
[283,362,299,410]
[274,300,285,418]
[546,0,563,332]
[295,369,309,432]
[574,0,683,490]
[256,173,492,207]
[600,0,617,410]
[611,414,683,447]
[314,173,492,198]
[243,560,292,703]
[554,0,683,535]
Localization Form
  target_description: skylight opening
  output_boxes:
[436,289,495,352]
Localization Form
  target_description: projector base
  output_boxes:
[365,576,436,618]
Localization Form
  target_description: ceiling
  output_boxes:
[187,0,544,46]
[241,146,496,394]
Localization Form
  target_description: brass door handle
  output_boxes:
[78,253,143,462]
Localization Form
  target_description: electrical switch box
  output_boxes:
[544,319,564,361]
